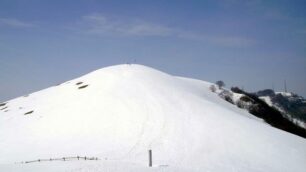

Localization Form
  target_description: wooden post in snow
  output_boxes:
[148,149,152,167]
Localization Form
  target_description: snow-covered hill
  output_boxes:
[0,64,305,172]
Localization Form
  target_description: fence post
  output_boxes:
[148,149,152,167]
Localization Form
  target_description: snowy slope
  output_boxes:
[0,64,305,172]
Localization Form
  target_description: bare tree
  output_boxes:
[216,80,225,89]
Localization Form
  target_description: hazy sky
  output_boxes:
[0,0,305,102]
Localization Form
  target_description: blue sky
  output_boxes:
[0,0,305,101]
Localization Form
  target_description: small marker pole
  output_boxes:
[148,149,152,167]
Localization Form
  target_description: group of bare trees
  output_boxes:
[209,80,225,92]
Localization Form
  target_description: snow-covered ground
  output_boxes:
[0,64,305,172]
[259,96,273,107]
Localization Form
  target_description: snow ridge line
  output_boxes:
[15,156,99,164]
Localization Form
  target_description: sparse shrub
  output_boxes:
[240,96,254,103]
[231,87,244,94]
[236,96,254,109]
[209,85,217,92]
[237,99,251,109]
[219,90,234,104]
[237,100,244,108]
[224,96,234,104]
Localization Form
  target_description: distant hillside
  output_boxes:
[255,89,306,127]
[209,85,306,138]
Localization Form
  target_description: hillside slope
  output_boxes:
[211,86,306,137]
[0,64,305,172]
[256,89,306,128]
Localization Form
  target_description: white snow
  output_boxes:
[0,64,305,172]
[259,96,273,106]
[231,92,244,104]
[275,92,293,97]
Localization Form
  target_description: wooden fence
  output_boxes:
[16,156,99,164]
